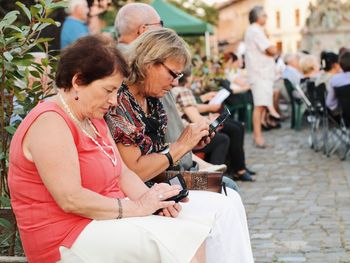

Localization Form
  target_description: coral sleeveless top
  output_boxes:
[8,101,124,262]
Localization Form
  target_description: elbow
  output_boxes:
[58,194,81,214]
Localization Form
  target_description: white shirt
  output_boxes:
[244,23,275,83]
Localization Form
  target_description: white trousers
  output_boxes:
[59,189,254,263]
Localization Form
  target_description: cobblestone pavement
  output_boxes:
[238,125,350,263]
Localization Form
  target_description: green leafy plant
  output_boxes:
[0,0,66,256]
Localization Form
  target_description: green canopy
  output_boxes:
[150,0,213,36]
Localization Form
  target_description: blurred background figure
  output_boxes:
[60,0,90,49]
[244,5,279,148]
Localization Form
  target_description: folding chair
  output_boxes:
[333,84,350,160]
[305,82,330,154]
[283,79,303,130]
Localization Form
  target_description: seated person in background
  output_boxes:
[282,53,303,88]
[60,0,90,49]
[326,50,350,112]
[105,28,254,262]
[315,51,341,91]
[289,54,319,100]
[222,52,253,123]
[299,54,320,81]
[9,35,253,263]
[224,52,251,94]
[171,69,256,182]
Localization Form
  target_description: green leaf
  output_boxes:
[4,126,17,135]
[36,22,51,32]
[49,1,68,10]
[30,70,41,78]
[6,25,22,33]
[0,11,20,31]
[0,218,12,230]
[37,18,56,25]
[3,51,13,62]
[45,0,53,7]
[41,57,49,67]
[30,5,41,18]
[36,37,53,44]
[12,58,33,67]
[16,2,31,22]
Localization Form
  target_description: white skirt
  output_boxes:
[251,79,274,106]
[58,189,254,263]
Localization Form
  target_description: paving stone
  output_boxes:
[239,125,350,262]
[251,233,273,239]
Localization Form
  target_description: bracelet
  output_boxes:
[164,152,174,167]
[116,198,123,219]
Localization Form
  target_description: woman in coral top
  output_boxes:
[8,35,253,263]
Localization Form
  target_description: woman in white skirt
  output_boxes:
[104,28,253,262]
[9,34,253,263]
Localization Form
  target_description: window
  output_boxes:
[276,41,283,53]
[276,11,281,28]
[295,9,300,27]
[296,41,301,50]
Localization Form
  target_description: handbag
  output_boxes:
[152,170,223,193]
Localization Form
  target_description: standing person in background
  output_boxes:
[114,2,226,172]
[60,0,90,49]
[244,5,278,148]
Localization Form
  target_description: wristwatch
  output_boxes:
[160,145,179,168]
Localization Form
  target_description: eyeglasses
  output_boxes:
[160,62,183,81]
[144,20,164,28]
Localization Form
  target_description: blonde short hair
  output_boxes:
[299,55,319,75]
[125,28,191,85]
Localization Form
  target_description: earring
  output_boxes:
[74,91,79,101]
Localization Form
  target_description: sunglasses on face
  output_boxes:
[144,20,164,28]
[160,62,183,81]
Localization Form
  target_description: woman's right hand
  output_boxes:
[176,122,209,152]
[136,183,181,216]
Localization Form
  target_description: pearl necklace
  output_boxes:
[58,93,117,166]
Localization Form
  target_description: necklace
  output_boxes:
[58,93,117,166]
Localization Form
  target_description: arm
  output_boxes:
[255,27,277,57]
[199,91,217,103]
[326,84,338,110]
[183,106,207,123]
[117,122,209,181]
[24,112,179,220]
[231,78,251,94]
[197,103,221,114]
[265,46,278,57]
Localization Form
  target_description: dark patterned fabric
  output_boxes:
[105,83,168,155]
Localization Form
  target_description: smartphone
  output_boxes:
[164,174,189,203]
[206,108,231,137]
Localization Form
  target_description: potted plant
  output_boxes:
[0,0,66,257]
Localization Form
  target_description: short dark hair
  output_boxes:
[339,51,350,72]
[56,35,129,90]
[320,51,338,72]
[249,6,264,24]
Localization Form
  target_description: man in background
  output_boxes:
[60,0,90,49]
[244,6,278,148]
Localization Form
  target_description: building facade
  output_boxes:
[216,0,315,54]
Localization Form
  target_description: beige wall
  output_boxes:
[216,0,315,53]
[217,0,263,44]
[264,0,315,53]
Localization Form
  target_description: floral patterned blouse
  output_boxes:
[105,83,168,155]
